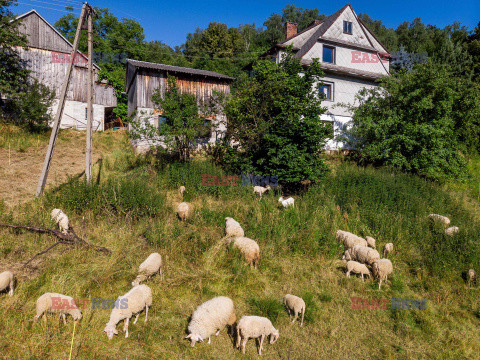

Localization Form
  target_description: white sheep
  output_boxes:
[428,213,451,227]
[0,271,15,296]
[336,230,367,250]
[103,284,152,339]
[179,185,186,196]
[343,245,380,265]
[176,202,192,221]
[366,236,376,249]
[278,196,294,208]
[468,269,476,287]
[34,293,82,325]
[132,253,163,286]
[253,185,271,198]
[372,259,393,289]
[445,226,459,236]
[383,243,394,258]
[186,296,236,347]
[282,294,305,326]
[346,261,371,282]
[226,237,260,268]
[236,316,279,355]
[51,209,69,234]
[225,217,245,238]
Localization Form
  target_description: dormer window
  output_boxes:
[343,21,352,35]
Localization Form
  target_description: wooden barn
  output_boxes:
[125,59,234,150]
[11,10,117,131]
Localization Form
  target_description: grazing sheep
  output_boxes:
[176,202,192,221]
[282,294,305,326]
[343,245,380,265]
[253,185,271,198]
[103,284,152,340]
[383,243,394,258]
[366,236,376,249]
[278,196,294,208]
[336,230,367,250]
[345,261,371,282]
[186,296,236,347]
[51,209,69,234]
[34,293,82,325]
[445,226,459,236]
[132,253,163,286]
[468,269,476,287]
[372,259,393,290]
[0,271,14,296]
[225,217,245,238]
[179,185,186,197]
[428,214,451,227]
[236,316,279,355]
[226,237,260,268]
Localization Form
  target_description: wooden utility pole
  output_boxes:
[85,7,94,183]
[35,4,88,196]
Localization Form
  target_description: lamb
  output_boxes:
[343,245,380,265]
[445,226,459,236]
[336,230,367,250]
[468,269,476,287]
[428,213,451,227]
[225,217,245,238]
[383,243,394,258]
[253,185,271,198]
[372,259,393,289]
[186,296,236,347]
[132,253,163,286]
[345,261,371,282]
[51,208,69,234]
[0,271,15,296]
[236,316,279,355]
[179,185,186,197]
[278,196,294,208]
[103,284,152,339]
[34,293,82,325]
[226,237,260,268]
[366,236,376,249]
[176,202,192,221]
[282,294,305,326]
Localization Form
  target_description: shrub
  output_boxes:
[247,296,284,324]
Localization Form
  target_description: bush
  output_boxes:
[247,296,285,324]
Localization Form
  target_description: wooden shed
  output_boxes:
[11,10,117,131]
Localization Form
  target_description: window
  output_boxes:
[158,116,167,127]
[343,21,352,34]
[320,82,333,101]
[322,45,335,64]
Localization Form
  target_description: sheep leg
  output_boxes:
[133,313,140,324]
[62,313,66,325]
[346,270,350,278]
[208,337,211,344]
[292,312,298,324]
[124,318,129,338]
[215,329,221,336]
[242,338,248,354]
[160,268,163,282]
[236,328,241,348]
[361,274,364,282]
[287,308,291,321]
[43,313,47,328]
[259,334,265,355]
[378,279,382,290]
[145,305,149,323]
[301,308,305,327]
[8,283,13,296]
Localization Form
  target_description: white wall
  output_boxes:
[49,100,105,131]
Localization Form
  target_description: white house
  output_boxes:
[265,4,390,150]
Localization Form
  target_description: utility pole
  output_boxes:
[35,4,88,196]
[85,6,94,183]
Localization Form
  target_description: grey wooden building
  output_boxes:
[11,10,117,131]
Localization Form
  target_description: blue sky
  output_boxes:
[10,0,479,47]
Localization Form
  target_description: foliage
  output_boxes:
[221,50,330,186]
[247,296,285,324]
[343,61,480,180]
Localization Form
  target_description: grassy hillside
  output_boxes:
[1,135,480,359]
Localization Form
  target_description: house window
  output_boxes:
[158,116,166,127]
[320,82,333,101]
[322,45,335,64]
[343,21,352,34]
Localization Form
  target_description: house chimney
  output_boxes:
[284,22,297,40]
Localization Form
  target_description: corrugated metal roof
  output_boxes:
[127,59,235,81]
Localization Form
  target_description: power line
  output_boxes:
[18,0,81,10]
[15,2,80,14]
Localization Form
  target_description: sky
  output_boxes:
[9,0,480,47]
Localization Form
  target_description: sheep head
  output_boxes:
[185,333,203,347]
[103,324,119,340]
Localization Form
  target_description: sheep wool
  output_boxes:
[226,237,260,268]
[0,271,14,296]
[372,259,393,290]
[186,296,236,347]
[176,202,192,221]
[103,284,152,339]
[383,243,394,258]
[343,245,380,265]
[253,185,271,198]
[179,185,186,196]
[278,196,294,208]
[445,226,459,236]
[428,214,451,227]
[468,269,476,287]
[336,230,367,250]
[236,316,279,355]
[346,261,371,282]
[366,236,376,249]
[225,217,245,238]
[51,209,69,234]
[282,294,306,326]
[34,293,82,324]
[132,253,163,287]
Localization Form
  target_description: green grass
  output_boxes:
[1,151,480,359]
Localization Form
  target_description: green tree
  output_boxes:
[220,50,330,186]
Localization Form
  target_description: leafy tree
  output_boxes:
[220,50,330,186]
